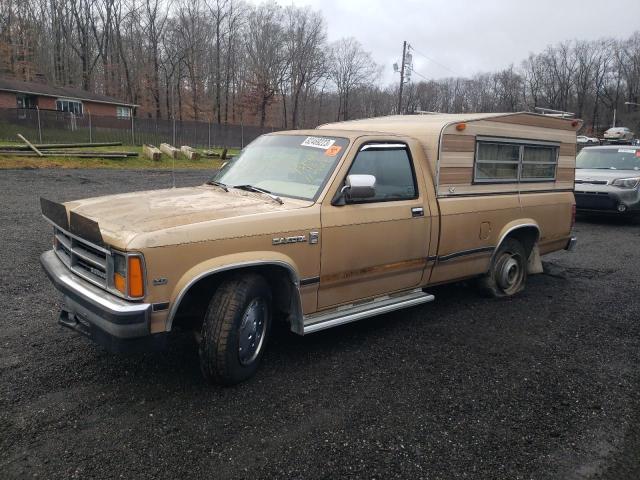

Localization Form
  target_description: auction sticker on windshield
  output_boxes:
[618,149,636,154]
[301,136,336,149]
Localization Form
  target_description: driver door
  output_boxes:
[317,142,431,309]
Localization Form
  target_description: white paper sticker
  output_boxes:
[618,149,635,153]
[301,136,335,150]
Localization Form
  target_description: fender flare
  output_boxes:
[490,220,541,267]
[165,253,304,332]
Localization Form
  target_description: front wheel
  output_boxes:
[477,238,528,298]
[199,274,272,385]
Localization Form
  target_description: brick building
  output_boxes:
[0,77,137,118]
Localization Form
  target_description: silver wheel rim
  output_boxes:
[238,298,267,366]
[496,252,523,294]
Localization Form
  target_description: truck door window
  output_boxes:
[347,146,418,202]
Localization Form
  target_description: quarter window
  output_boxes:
[474,140,558,182]
[348,146,417,201]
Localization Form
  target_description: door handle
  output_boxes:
[411,207,424,217]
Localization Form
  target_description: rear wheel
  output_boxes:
[478,238,528,298]
[199,273,271,385]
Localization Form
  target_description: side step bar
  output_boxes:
[302,288,435,335]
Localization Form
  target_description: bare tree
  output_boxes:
[328,37,378,121]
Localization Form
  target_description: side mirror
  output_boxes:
[343,174,376,201]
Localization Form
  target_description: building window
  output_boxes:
[116,106,132,119]
[55,99,83,116]
[474,139,558,183]
[16,94,38,109]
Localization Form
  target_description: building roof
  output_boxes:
[0,77,138,107]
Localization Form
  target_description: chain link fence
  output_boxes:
[0,108,276,148]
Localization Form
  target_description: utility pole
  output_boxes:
[397,41,407,115]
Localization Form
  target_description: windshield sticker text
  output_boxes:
[618,149,635,154]
[301,136,335,150]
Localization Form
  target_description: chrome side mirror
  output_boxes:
[343,174,376,201]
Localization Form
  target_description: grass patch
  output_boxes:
[0,144,238,170]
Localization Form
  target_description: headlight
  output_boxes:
[611,177,640,189]
[112,252,145,298]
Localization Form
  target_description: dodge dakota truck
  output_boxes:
[40,112,579,384]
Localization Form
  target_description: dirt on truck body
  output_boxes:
[40,112,579,384]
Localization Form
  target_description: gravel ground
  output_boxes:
[1,168,639,479]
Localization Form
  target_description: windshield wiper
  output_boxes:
[206,180,229,192]
[233,184,283,204]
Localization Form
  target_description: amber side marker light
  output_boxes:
[128,256,144,298]
[456,123,466,131]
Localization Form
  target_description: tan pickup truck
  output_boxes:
[40,112,578,384]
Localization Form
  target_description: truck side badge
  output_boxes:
[309,231,319,244]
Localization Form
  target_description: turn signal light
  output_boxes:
[456,123,466,131]
[128,256,144,298]
[114,272,126,294]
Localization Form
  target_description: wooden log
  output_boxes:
[143,144,162,161]
[17,134,43,157]
[160,143,179,159]
[181,145,200,160]
[220,147,228,160]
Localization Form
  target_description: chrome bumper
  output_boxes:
[40,250,155,351]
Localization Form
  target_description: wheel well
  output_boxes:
[500,226,539,257]
[170,265,298,332]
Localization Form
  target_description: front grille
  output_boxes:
[575,180,608,185]
[54,226,110,289]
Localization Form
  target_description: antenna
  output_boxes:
[171,80,176,189]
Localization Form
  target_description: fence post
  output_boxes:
[208,120,211,149]
[172,115,176,146]
[88,112,92,143]
[241,121,244,149]
[36,106,42,143]
[130,114,135,145]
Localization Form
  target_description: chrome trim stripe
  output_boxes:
[300,276,320,286]
[438,188,575,198]
[437,246,495,262]
[360,143,407,151]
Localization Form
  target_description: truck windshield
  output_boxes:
[211,135,349,200]
[576,148,640,170]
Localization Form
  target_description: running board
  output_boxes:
[302,288,435,335]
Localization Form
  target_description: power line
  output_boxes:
[408,44,460,77]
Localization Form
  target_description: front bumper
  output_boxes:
[40,250,163,352]
[574,185,640,214]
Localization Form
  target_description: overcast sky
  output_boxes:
[247,0,640,85]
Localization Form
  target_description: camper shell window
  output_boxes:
[474,137,558,183]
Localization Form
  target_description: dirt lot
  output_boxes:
[1,169,639,479]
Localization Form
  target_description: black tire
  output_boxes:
[477,238,528,298]
[199,273,271,385]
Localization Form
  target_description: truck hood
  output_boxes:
[62,185,311,248]
[575,168,640,184]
